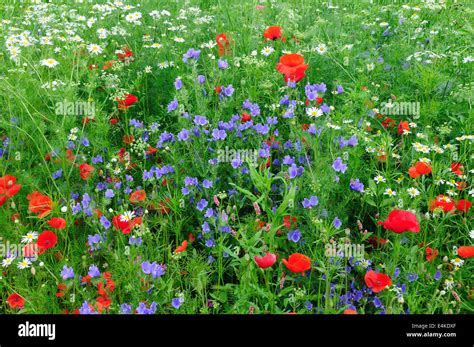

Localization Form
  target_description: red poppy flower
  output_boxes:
[117,46,134,61]
[102,60,115,70]
[47,217,67,229]
[430,195,456,213]
[241,113,251,123]
[458,246,474,259]
[123,134,134,144]
[264,26,283,41]
[425,247,438,262]
[110,117,119,125]
[37,230,58,251]
[456,199,471,213]
[381,117,395,129]
[397,121,410,135]
[364,270,391,293]
[130,190,146,204]
[254,252,277,269]
[276,54,308,83]
[117,94,138,109]
[27,191,53,218]
[79,163,95,180]
[216,33,231,56]
[282,253,311,274]
[0,175,21,206]
[451,162,464,176]
[7,293,25,309]
[175,240,188,253]
[66,149,76,161]
[378,210,420,234]
[343,309,357,314]
[408,161,432,178]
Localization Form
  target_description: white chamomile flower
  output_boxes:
[374,175,386,184]
[120,210,136,222]
[450,258,464,267]
[306,107,323,118]
[40,58,59,68]
[17,258,31,269]
[2,256,15,268]
[261,46,274,56]
[367,63,375,71]
[407,187,420,198]
[384,188,397,197]
[21,231,38,244]
[315,43,327,55]
[87,43,103,55]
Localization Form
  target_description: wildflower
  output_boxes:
[264,26,283,41]
[182,48,200,63]
[79,163,95,180]
[374,175,386,184]
[21,231,38,244]
[364,270,391,293]
[408,161,432,178]
[216,33,230,56]
[378,210,420,233]
[130,190,146,204]
[282,253,311,274]
[27,191,53,218]
[0,175,21,206]
[117,94,138,109]
[425,247,438,261]
[456,199,471,213]
[398,121,410,135]
[276,54,308,83]
[47,217,66,229]
[261,46,274,56]
[302,196,318,208]
[288,229,301,243]
[332,157,348,173]
[37,230,58,252]
[87,44,103,55]
[175,240,188,253]
[457,246,474,259]
[61,265,75,280]
[7,293,25,309]
[40,58,59,68]
[407,187,420,198]
[430,195,456,213]
[172,297,184,309]
[349,179,364,193]
[17,258,31,269]
[383,188,397,197]
[254,252,277,269]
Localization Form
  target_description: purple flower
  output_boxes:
[302,196,318,208]
[205,237,215,248]
[333,217,342,229]
[136,302,157,315]
[217,59,228,69]
[212,128,227,140]
[172,297,184,309]
[105,189,115,199]
[332,157,347,173]
[142,261,166,279]
[434,271,441,281]
[373,297,383,308]
[202,179,213,188]
[197,75,206,84]
[79,301,97,315]
[288,164,304,179]
[182,48,200,63]
[99,216,111,230]
[88,265,100,278]
[184,176,198,186]
[61,265,75,280]
[220,85,234,97]
[52,169,62,180]
[288,229,301,243]
[167,99,178,112]
[202,221,211,233]
[120,303,132,314]
[196,198,208,211]
[336,85,344,94]
[174,77,183,90]
[350,179,364,193]
[194,115,208,126]
[177,129,189,141]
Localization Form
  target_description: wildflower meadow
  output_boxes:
[0,0,473,319]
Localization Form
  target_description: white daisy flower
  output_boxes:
[261,46,274,56]
[21,231,38,244]
[1,256,15,268]
[120,210,136,222]
[407,187,420,198]
[40,58,59,68]
[384,188,397,197]
[17,258,31,269]
[306,107,323,118]
[374,175,386,184]
[87,44,103,55]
